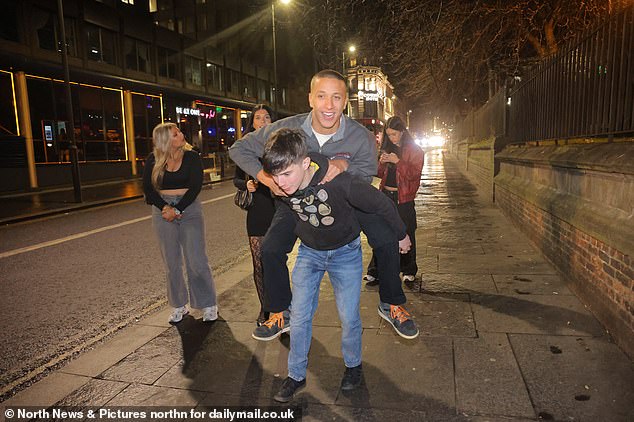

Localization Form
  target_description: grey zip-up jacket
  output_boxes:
[228,112,377,182]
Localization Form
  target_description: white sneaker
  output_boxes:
[402,275,416,282]
[169,306,189,323]
[202,305,218,322]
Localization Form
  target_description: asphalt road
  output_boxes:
[0,180,252,397]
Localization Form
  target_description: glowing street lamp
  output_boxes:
[342,44,356,74]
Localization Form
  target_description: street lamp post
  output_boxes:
[57,0,82,202]
[342,45,356,74]
[271,0,291,114]
[342,45,355,116]
[407,109,412,129]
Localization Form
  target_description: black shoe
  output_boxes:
[274,377,306,403]
[341,364,363,391]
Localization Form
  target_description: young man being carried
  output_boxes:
[262,129,412,402]
[229,69,418,340]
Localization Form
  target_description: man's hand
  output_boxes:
[398,235,412,254]
[257,169,287,197]
[319,159,349,184]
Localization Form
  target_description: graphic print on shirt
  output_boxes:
[289,188,333,227]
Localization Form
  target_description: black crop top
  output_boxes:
[142,150,203,212]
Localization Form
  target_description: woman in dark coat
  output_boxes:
[233,104,276,325]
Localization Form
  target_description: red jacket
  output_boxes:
[377,141,424,204]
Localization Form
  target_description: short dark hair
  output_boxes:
[262,129,308,175]
[310,69,346,91]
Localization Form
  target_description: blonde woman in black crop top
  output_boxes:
[143,123,218,324]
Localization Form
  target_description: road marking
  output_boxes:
[0,193,234,260]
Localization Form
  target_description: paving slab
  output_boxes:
[106,383,205,407]
[471,294,607,336]
[492,274,573,296]
[98,328,183,384]
[438,254,557,275]
[344,333,455,412]
[454,333,534,419]
[421,273,498,294]
[154,321,288,398]
[61,324,169,377]
[1,372,90,408]
[509,334,634,422]
[376,294,476,338]
[54,378,130,407]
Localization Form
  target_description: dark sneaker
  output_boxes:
[341,364,363,391]
[274,377,306,403]
[363,274,379,286]
[378,303,419,339]
[252,310,290,341]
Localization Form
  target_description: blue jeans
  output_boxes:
[287,237,363,382]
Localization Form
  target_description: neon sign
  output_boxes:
[175,106,201,116]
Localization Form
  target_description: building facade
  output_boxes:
[0,0,312,192]
[344,57,405,136]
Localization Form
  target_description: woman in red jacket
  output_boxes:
[365,116,424,284]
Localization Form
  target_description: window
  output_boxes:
[124,37,152,73]
[157,48,180,79]
[197,13,207,31]
[34,8,78,57]
[243,75,256,98]
[0,2,19,42]
[365,76,376,92]
[132,94,162,159]
[257,78,269,101]
[86,24,117,65]
[184,56,202,86]
[206,62,223,91]
[0,71,18,136]
[227,69,240,95]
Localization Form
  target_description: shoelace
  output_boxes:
[390,306,411,324]
[263,312,285,329]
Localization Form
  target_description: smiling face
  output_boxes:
[252,108,272,130]
[272,157,311,196]
[308,76,347,135]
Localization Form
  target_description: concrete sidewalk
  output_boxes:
[2,150,632,421]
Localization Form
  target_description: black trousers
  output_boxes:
[367,191,418,277]
[261,198,407,313]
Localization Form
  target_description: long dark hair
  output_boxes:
[380,116,413,158]
[243,104,275,136]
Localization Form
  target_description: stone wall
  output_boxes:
[494,142,634,358]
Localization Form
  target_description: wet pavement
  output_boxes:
[0,179,145,225]
[1,150,633,421]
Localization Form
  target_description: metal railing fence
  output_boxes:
[455,6,633,144]
[508,6,633,142]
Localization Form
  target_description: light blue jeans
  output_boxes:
[152,195,217,309]
[287,236,363,382]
